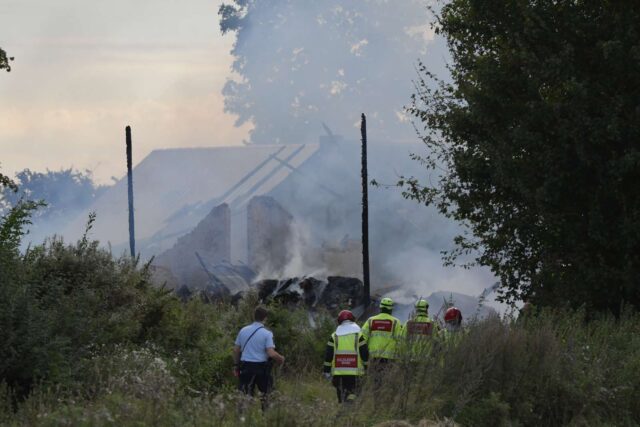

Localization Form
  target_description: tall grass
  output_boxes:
[0,220,639,425]
[2,307,638,426]
[350,310,640,426]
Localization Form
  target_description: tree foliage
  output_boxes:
[218,0,433,143]
[406,1,640,313]
[0,47,13,72]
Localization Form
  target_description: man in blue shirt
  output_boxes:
[233,306,285,406]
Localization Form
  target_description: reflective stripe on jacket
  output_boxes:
[403,315,436,337]
[330,332,365,376]
[323,328,368,375]
[401,314,438,360]
[361,313,402,360]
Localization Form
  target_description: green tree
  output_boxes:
[0,47,13,72]
[406,1,640,314]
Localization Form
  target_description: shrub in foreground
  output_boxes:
[353,310,640,426]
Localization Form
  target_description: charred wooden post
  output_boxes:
[126,125,136,258]
[360,113,371,307]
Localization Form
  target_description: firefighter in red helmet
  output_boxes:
[323,310,369,403]
[443,306,463,335]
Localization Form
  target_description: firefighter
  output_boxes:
[401,299,436,353]
[442,306,463,338]
[404,299,437,338]
[323,310,369,403]
[361,297,403,365]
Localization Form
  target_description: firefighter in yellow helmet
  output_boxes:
[404,299,437,337]
[323,310,368,403]
[402,299,438,358]
[361,297,403,365]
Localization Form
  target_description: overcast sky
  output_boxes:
[1,0,250,183]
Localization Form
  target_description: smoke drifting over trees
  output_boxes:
[219,0,446,144]
[0,169,108,244]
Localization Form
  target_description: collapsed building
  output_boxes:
[62,136,498,319]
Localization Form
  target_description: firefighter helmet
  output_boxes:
[415,299,429,312]
[444,307,462,324]
[337,310,355,324]
[380,297,394,310]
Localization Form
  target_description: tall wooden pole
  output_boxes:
[126,126,136,258]
[360,114,371,307]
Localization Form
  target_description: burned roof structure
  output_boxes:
[63,143,321,257]
[62,137,495,302]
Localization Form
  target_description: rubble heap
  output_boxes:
[255,276,364,311]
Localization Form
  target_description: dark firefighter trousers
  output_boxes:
[332,375,360,403]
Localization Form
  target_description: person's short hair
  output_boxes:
[381,307,392,315]
[254,305,269,322]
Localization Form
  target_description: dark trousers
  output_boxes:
[238,361,273,409]
[332,375,359,403]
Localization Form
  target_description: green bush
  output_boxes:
[0,230,171,397]
[266,302,335,372]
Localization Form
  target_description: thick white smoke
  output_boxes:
[218,1,501,308]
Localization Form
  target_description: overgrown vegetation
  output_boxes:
[1,189,639,425]
[354,310,640,426]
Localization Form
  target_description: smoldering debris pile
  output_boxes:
[173,261,258,303]
[174,275,364,312]
[255,276,363,310]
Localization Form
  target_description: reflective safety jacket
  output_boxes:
[403,315,437,338]
[361,313,402,360]
[401,314,438,360]
[323,332,368,376]
[440,326,466,345]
